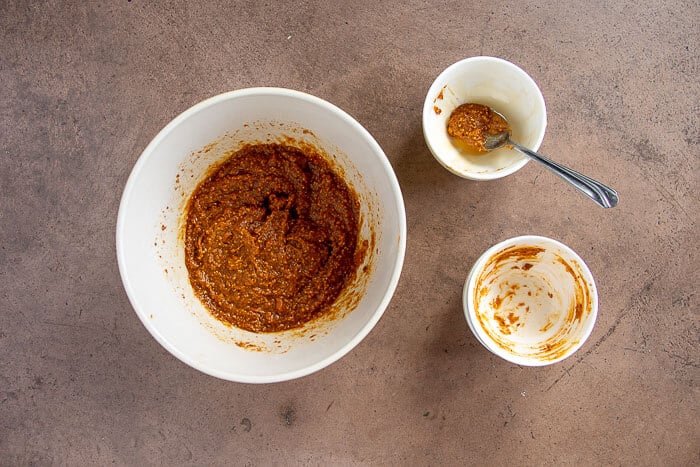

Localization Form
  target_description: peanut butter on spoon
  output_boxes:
[446,103,510,153]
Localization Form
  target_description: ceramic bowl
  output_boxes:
[117,88,406,383]
[463,235,597,366]
[423,56,547,180]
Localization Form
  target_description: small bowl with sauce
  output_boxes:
[463,236,598,366]
[422,56,547,180]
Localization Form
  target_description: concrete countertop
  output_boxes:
[1,1,697,464]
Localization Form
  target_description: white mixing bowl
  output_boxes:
[117,88,406,383]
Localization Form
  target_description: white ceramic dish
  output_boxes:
[117,88,406,383]
[422,56,547,180]
[463,235,597,366]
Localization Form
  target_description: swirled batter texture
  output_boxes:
[185,143,361,333]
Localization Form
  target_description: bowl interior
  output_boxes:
[117,88,406,382]
[464,236,597,366]
[423,57,547,180]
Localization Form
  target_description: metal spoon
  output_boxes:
[485,128,619,208]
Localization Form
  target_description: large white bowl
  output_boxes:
[423,56,547,180]
[117,88,406,383]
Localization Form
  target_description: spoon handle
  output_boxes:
[512,142,619,208]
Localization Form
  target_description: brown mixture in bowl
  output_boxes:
[184,143,362,333]
[446,103,510,153]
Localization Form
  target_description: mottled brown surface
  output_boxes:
[1,1,698,465]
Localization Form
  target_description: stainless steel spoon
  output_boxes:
[485,129,619,208]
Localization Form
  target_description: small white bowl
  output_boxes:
[463,236,597,366]
[117,88,406,383]
[422,56,547,180]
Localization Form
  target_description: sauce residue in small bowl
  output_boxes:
[470,240,597,364]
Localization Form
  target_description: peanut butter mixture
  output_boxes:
[184,143,361,333]
[446,103,510,153]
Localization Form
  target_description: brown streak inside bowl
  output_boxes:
[473,245,594,361]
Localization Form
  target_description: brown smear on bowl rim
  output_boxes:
[158,122,379,352]
[491,246,545,265]
[473,244,594,362]
[235,341,267,352]
[432,84,456,116]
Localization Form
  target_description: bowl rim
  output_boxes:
[422,56,547,181]
[462,235,598,366]
[116,87,407,383]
